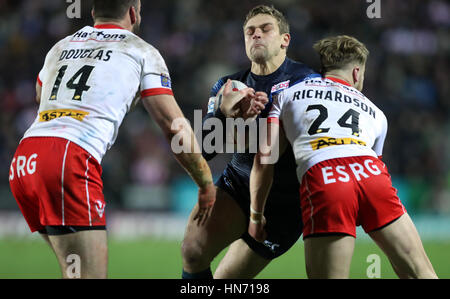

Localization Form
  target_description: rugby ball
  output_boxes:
[213,80,248,112]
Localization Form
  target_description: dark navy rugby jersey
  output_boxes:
[202,57,320,196]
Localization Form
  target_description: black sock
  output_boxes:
[182,267,213,279]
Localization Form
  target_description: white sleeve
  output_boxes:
[373,113,388,157]
[140,47,173,98]
[37,42,60,87]
[268,92,284,123]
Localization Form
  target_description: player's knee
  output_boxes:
[181,239,211,267]
[394,244,437,278]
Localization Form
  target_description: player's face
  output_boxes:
[244,14,287,64]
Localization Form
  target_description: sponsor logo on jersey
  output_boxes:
[207,97,216,114]
[71,30,126,42]
[39,109,89,122]
[160,74,171,88]
[271,80,290,93]
[310,136,366,150]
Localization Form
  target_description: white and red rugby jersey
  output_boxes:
[24,24,173,163]
[268,76,388,181]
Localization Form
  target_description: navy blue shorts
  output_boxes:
[215,166,303,260]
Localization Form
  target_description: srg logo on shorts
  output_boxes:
[9,154,38,181]
[321,159,381,184]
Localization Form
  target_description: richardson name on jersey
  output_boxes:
[291,82,376,119]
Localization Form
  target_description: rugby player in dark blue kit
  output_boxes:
[181,5,319,278]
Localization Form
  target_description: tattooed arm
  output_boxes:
[142,94,216,225]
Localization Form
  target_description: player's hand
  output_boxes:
[248,214,267,243]
[220,79,255,118]
[194,183,216,226]
[241,91,268,120]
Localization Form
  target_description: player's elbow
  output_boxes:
[158,115,189,141]
[255,147,279,167]
[253,152,274,173]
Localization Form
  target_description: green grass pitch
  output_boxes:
[0,238,449,278]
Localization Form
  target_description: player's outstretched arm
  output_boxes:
[249,152,272,242]
[248,121,286,242]
[142,94,216,225]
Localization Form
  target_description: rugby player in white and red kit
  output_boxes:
[248,35,437,278]
[8,0,216,278]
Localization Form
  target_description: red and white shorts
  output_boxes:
[9,137,106,232]
[300,156,406,238]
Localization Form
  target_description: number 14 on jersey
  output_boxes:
[49,65,95,102]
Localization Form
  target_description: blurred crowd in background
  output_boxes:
[0,0,448,215]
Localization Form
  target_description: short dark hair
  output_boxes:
[93,0,138,20]
[244,5,289,34]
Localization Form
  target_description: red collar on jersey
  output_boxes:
[325,76,351,87]
[94,24,125,30]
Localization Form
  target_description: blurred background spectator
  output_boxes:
[0,0,448,217]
